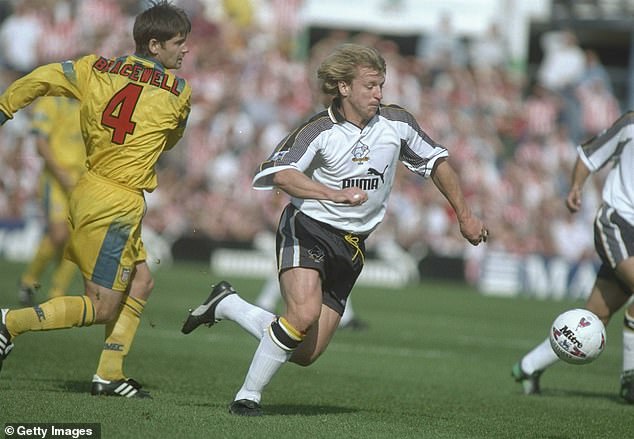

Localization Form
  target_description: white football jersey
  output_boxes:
[253,102,448,234]
[578,111,634,225]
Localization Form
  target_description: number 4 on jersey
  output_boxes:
[101,83,143,144]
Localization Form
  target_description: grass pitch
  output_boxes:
[0,259,630,438]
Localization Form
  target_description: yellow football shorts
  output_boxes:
[65,171,147,292]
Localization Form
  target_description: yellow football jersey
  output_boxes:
[0,54,191,192]
[31,97,85,173]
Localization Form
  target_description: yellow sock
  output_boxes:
[48,259,77,298]
[21,236,56,287]
[5,296,96,338]
[96,296,146,381]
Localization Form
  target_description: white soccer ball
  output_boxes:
[549,308,606,364]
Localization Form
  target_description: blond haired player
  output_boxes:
[183,43,488,415]
[0,1,192,398]
[18,97,85,305]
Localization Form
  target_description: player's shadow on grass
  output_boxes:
[56,380,165,398]
[189,401,358,415]
[545,388,624,403]
[7,378,90,394]
[52,382,361,412]
[262,404,358,416]
[56,380,91,394]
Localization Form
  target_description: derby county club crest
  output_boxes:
[351,141,370,164]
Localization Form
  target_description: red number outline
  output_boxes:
[101,83,143,144]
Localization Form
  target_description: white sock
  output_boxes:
[521,338,559,374]
[623,311,634,372]
[216,294,275,340]
[255,276,280,313]
[624,330,634,372]
[234,328,291,404]
[339,298,355,327]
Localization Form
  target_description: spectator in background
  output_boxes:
[75,0,137,57]
[577,77,621,139]
[537,30,586,143]
[0,0,42,77]
[580,49,613,93]
[417,12,467,74]
[576,48,620,138]
[469,22,509,72]
[0,105,39,224]
[36,0,79,64]
[549,211,594,263]
[523,82,562,139]
[222,0,254,28]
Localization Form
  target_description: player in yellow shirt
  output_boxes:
[18,97,85,305]
[0,1,192,398]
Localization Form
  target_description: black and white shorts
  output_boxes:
[594,203,634,294]
[276,203,366,315]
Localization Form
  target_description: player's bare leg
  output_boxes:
[92,262,154,398]
[290,305,340,366]
[230,267,344,415]
[611,257,634,403]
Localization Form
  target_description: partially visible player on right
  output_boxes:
[512,111,634,403]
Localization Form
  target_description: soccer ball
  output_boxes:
[549,308,606,365]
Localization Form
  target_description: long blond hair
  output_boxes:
[317,43,386,98]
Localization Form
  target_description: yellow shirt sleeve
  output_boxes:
[0,61,82,122]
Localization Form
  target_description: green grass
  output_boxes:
[0,259,630,438]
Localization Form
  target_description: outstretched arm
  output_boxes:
[0,62,81,124]
[431,158,488,246]
[566,156,592,213]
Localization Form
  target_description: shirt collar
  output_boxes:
[132,53,166,71]
[327,97,381,125]
[327,97,346,123]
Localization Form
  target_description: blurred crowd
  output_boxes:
[0,0,623,272]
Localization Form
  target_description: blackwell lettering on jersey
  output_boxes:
[92,57,181,96]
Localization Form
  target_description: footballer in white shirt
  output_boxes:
[182,43,488,416]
